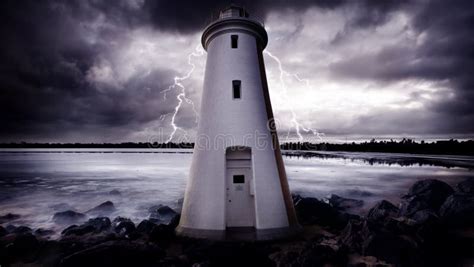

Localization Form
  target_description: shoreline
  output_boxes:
[1,178,473,266]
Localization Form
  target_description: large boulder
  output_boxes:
[53,210,86,224]
[0,226,6,237]
[456,179,474,194]
[339,218,420,266]
[293,195,353,229]
[135,219,176,241]
[112,217,136,237]
[86,201,116,216]
[439,193,474,226]
[34,228,55,237]
[148,205,179,227]
[12,226,33,235]
[136,220,157,235]
[366,200,399,223]
[339,219,366,253]
[362,230,420,266]
[62,224,92,236]
[2,233,40,263]
[399,179,454,217]
[62,217,111,236]
[410,209,439,226]
[325,194,364,211]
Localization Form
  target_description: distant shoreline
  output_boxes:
[1,139,473,156]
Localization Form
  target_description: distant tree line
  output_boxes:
[281,139,474,156]
[1,139,473,156]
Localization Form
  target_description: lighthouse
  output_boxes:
[176,5,300,240]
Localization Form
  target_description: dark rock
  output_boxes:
[34,228,55,237]
[86,217,112,231]
[456,179,474,194]
[411,209,439,225]
[50,203,74,211]
[14,233,40,248]
[367,200,399,223]
[340,217,420,265]
[59,240,165,267]
[62,217,111,236]
[53,210,86,224]
[0,226,6,236]
[109,189,121,195]
[340,219,366,253]
[293,195,353,229]
[12,225,32,234]
[399,179,454,217]
[0,213,20,223]
[4,233,40,262]
[406,179,453,197]
[363,231,420,266]
[148,205,180,227]
[326,194,364,211]
[112,217,135,236]
[62,224,94,236]
[439,193,474,226]
[86,201,116,216]
[3,224,34,236]
[5,224,17,232]
[136,219,157,235]
[383,217,418,236]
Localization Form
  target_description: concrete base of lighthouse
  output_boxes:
[176,225,302,241]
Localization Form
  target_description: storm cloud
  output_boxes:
[0,0,473,142]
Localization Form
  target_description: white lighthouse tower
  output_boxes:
[177,5,300,240]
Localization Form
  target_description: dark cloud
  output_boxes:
[143,0,411,33]
[328,0,474,135]
[0,0,472,142]
[0,0,182,141]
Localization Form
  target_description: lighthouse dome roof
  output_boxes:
[202,5,267,50]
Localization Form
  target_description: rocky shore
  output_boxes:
[1,178,473,266]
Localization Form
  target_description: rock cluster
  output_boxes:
[0,178,473,267]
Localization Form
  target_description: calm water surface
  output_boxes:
[0,149,472,233]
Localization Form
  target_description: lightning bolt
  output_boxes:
[162,44,204,143]
[264,50,324,142]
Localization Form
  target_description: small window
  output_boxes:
[232,80,241,99]
[233,175,245,184]
[231,35,238,49]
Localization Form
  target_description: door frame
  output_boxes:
[225,146,256,228]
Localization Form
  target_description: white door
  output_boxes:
[226,167,255,227]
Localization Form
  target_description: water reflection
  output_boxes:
[283,151,474,169]
[0,149,472,232]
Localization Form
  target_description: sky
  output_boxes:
[1,0,473,143]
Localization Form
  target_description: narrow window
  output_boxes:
[233,175,245,184]
[231,35,238,49]
[232,80,241,99]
